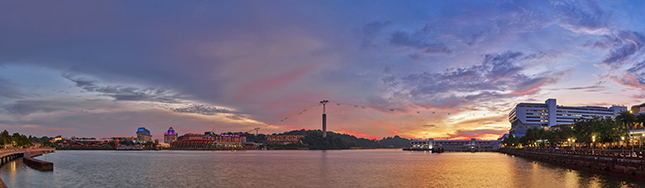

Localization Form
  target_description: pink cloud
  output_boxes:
[338,127,379,140]
[235,66,312,100]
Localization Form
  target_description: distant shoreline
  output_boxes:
[52,147,405,151]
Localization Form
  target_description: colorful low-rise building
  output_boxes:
[164,127,178,144]
[266,135,305,144]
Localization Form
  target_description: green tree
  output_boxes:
[42,141,52,148]
[143,141,154,147]
[616,110,636,130]
[11,133,22,147]
[525,128,536,144]
[0,130,11,147]
[300,131,353,149]
[636,113,645,130]
[571,116,629,144]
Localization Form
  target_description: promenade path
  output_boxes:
[500,148,645,180]
[0,148,55,188]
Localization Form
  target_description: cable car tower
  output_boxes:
[320,100,329,138]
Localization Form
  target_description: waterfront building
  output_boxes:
[509,99,626,136]
[104,137,136,143]
[214,134,245,145]
[176,133,247,147]
[410,138,433,149]
[136,127,153,143]
[170,139,217,148]
[410,138,502,151]
[631,103,645,114]
[265,135,305,144]
[164,127,178,144]
[179,133,205,140]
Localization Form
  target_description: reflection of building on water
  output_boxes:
[409,138,502,152]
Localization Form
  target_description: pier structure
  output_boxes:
[500,148,645,180]
[0,148,55,188]
[408,138,502,152]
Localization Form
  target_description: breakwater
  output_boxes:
[23,150,54,171]
[499,148,645,180]
[0,149,55,188]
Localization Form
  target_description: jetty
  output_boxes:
[499,148,645,180]
[0,148,55,188]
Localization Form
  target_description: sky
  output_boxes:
[2,0,645,141]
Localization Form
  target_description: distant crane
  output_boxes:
[253,127,260,135]
[320,100,329,138]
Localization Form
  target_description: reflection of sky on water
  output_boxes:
[1,150,644,187]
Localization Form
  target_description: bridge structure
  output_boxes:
[0,148,56,188]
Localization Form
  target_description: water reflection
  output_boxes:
[1,150,645,187]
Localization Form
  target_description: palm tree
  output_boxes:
[616,110,636,130]
[636,113,645,130]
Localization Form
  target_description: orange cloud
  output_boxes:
[338,127,379,140]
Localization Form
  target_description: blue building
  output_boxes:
[136,127,152,143]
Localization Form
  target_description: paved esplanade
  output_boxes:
[0,148,56,188]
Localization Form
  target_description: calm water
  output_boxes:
[1,149,645,188]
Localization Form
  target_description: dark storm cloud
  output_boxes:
[63,74,180,103]
[170,104,240,115]
[389,31,451,54]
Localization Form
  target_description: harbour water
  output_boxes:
[1,149,645,187]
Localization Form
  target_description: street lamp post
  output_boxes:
[642,133,644,150]
[622,136,626,156]
[629,135,634,157]
[592,136,596,155]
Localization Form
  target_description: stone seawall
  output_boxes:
[0,149,55,188]
[22,150,53,171]
[499,148,645,180]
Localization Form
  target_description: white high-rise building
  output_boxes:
[509,99,626,136]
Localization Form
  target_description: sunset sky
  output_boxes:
[2,0,645,141]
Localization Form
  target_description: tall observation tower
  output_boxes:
[320,100,329,138]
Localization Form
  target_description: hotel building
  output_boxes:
[631,103,645,115]
[509,99,626,136]
[136,127,153,143]
[164,127,178,144]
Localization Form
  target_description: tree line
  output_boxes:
[503,116,631,147]
[0,130,39,149]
